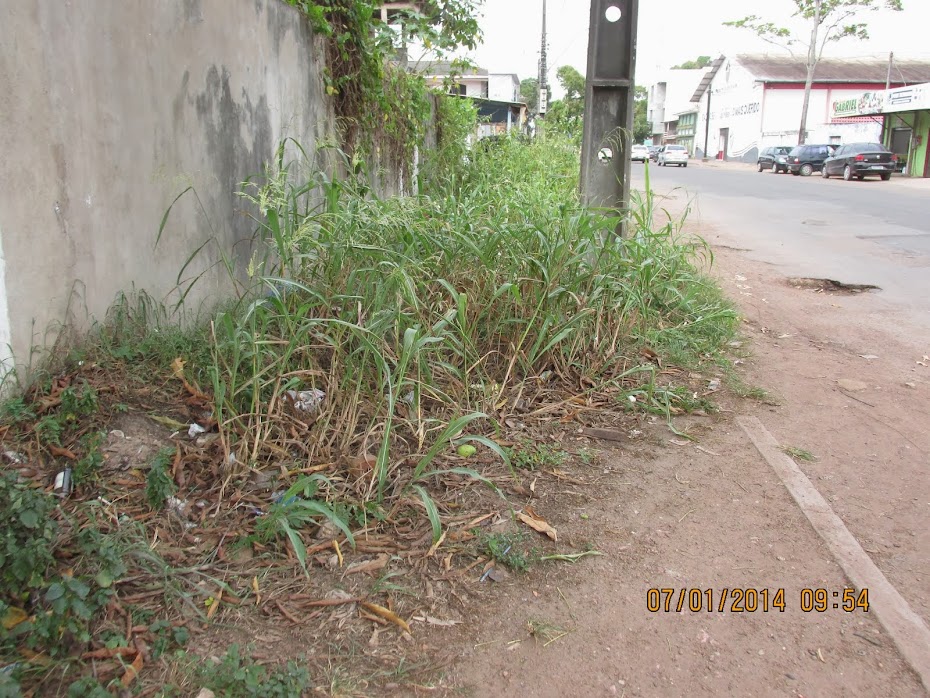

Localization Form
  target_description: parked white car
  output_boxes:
[630,144,650,162]
[658,144,689,167]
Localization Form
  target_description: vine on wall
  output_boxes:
[284,0,481,188]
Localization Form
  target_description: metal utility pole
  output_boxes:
[579,0,638,235]
[537,0,549,117]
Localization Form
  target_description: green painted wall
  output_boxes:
[912,111,930,178]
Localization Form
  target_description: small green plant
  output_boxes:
[576,448,599,466]
[146,447,177,510]
[781,446,817,462]
[254,475,354,573]
[186,644,311,698]
[0,396,35,424]
[35,414,64,446]
[59,383,99,420]
[66,676,112,697]
[0,471,57,605]
[481,530,533,573]
[510,441,567,471]
[73,431,105,483]
[149,619,190,659]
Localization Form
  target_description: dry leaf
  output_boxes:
[427,531,447,558]
[360,602,411,633]
[121,651,143,687]
[414,615,462,627]
[171,357,186,379]
[206,590,223,620]
[82,647,138,660]
[344,554,389,575]
[640,347,662,367]
[1,606,27,631]
[518,509,558,542]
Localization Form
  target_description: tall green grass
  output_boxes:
[185,134,736,506]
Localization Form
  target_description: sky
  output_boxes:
[465,0,930,99]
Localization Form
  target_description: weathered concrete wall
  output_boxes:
[0,0,333,371]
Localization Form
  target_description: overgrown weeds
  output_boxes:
[0,132,737,693]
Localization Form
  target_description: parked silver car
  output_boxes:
[658,144,689,167]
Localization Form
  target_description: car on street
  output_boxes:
[821,142,896,181]
[787,143,835,176]
[658,144,689,167]
[757,146,793,173]
[631,144,649,162]
[648,146,661,162]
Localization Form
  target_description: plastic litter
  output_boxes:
[188,423,207,438]
[53,468,73,498]
[286,388,325,414]
[3,450,24,464]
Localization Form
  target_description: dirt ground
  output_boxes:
[444,211,930,696]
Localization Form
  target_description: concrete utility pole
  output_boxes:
[579,0,638,236]
[537,0,549,117]
[885,51,894,89]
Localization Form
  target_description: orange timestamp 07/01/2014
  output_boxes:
[646,587,870,613]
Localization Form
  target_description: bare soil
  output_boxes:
[445,217,930,696]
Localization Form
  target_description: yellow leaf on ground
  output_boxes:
[518,510,558,542]
[2,607,27,630]
[360,602,411,633]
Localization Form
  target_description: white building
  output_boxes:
[489,73,520,103]
[418,61,489,98]
[414,62,527,139]
[689,55,930,161]
[646,69,706,144]
[417,63,520,103]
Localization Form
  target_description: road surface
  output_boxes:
[631,162,930,344]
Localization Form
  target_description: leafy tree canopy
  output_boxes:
[671,56,712,70]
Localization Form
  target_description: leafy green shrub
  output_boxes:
[0,472,122,661]
[0,472,57,605]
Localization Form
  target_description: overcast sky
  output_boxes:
[466,0,930,98]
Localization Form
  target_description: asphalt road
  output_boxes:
[630,162,930,341]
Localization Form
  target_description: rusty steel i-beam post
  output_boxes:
[579,0,638,237]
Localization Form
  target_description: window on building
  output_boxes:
[829,135,841,145]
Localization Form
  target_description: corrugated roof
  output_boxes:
[690,56,726,102]
[733,55,930,84]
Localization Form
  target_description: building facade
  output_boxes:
[676,109,698,155]
[832,82,930,177]
[646,69,706,145]
[687,56,930,163]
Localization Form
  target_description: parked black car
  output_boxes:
[787,144,835,176]
[757,146,793,173]
[821,142,896,181]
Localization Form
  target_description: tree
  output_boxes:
[544,66,586,140]
[520,77,539,114]
[724,0,903,145]
[671,56,712,70]
[633,86,650,143]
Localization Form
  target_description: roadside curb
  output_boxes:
[738,415,930,693]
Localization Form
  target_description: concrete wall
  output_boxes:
[762,87,881,146]
[0,0,334,371]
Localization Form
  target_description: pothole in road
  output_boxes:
[787,277,880,294]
